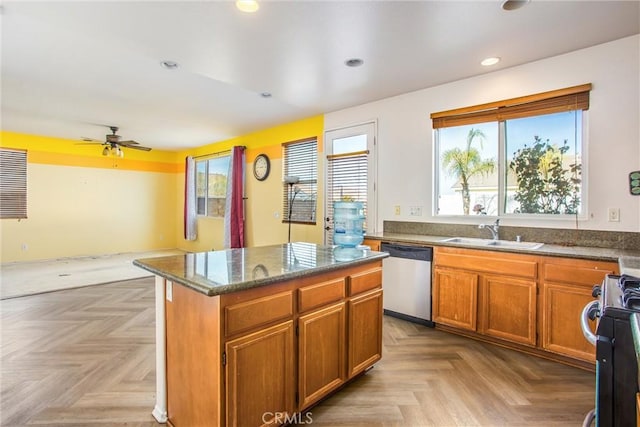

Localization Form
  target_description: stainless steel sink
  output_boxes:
[439,237,544,250]
[485,240,544,250]
[440,237,491,245]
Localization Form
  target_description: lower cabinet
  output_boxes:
[362,238,381,252]
[348,289,383,377]
[432,246,618,366]
[480,275,536,346]
[225,321,295,427]
[165,261,384,427]
[541,282,596,361]
[540,258,615,362]
[221,262,382,427]
[298,302,346,409]
[433,267,478,331]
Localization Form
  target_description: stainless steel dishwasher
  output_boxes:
[380,242,434,326]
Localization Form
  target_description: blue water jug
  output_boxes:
[333,201,365,247]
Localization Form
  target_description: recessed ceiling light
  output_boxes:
[501,0,530,11]
[260,92,272,98]
[345,58,364,67]
[236,0,259,13]
[481,57,501,66]
[160,60,179,70]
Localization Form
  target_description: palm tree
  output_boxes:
[442,128,496,215]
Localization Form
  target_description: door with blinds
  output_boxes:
[324,122,376,245]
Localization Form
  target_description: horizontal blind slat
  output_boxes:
[283,138,317,223]
[0,149,27,218]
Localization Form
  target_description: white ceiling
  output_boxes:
[2,1,639,151]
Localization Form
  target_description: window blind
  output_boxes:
[0,148,27,219]
[282,138,317,224]
[431,83,591,129]
[326,150,368,244]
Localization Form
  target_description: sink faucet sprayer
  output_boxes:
[479,219,500,240]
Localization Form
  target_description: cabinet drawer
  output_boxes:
[348,268,382,296]
[435,251,537,279]
[544,262,615,286]
[225,291,294,337]
[299,278,346,313]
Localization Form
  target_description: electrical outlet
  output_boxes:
[394,205,401,215]
[409,206,423,216]
[21,243,28,251]
[608,207,620,222]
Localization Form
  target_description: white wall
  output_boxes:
[325,35,640,233]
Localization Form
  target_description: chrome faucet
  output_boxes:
[479,219,500,240]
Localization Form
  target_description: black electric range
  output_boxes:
[584,274,640,427]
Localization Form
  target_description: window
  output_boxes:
[432,84,589,217]
[196,154,230,217]
[326,135,368,242]
[0,148,27,219]
[282,137,318,224]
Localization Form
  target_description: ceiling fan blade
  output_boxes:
[80,137,102,142]
[118,140,139,146]
[126,145,152,151]
[75,141,104,146]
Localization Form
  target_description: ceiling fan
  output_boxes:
[81,126,152,157]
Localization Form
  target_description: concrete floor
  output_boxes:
[0,249,184,299]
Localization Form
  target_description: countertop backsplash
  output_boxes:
[383,221,640,251]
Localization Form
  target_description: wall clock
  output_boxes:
[253,153,270,181]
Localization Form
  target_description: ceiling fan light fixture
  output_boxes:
[236,0,259,13]
[102,146,110,156]
[481,57,501,66]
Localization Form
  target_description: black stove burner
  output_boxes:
[618,275,640,309]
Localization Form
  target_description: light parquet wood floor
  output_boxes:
[1,277,595,426]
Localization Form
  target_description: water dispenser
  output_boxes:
[333,201,365,248]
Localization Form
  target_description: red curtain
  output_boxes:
[227,146,245,248]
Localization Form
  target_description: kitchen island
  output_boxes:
[133,242,388,427]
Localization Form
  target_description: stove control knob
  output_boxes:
[592,285,602,297]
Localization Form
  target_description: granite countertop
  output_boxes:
[365,231,640,263]
[133,242,388,297]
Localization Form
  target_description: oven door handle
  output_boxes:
[580,300,599,346]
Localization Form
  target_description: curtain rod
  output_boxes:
[192,145,246,160]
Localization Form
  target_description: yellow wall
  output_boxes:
[175,115,325,252]
[0,131,180,262]
[1,115,324,262]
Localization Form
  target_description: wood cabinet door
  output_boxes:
[225,321,295,427]
[298,302,346,409]
[347,289,383,377]
[479,275,537,346]
[433,267,478,331]
[362,239,381,251]
[541,281,597,361]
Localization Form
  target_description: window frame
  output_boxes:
[431,84,590,219]
[195,153,231,218]
[282,137,318,225]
